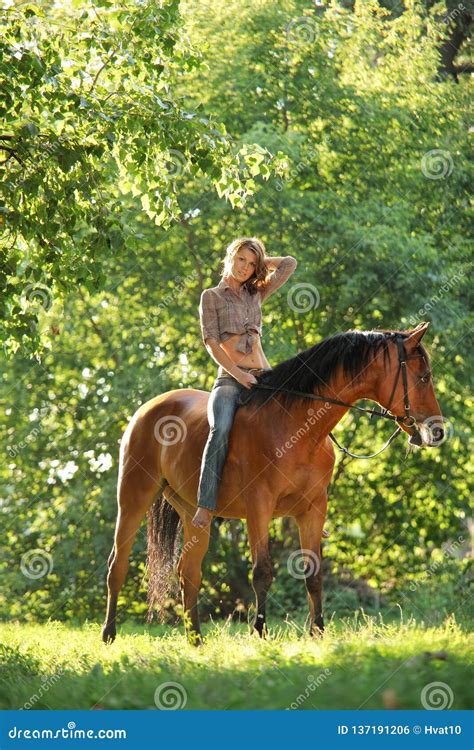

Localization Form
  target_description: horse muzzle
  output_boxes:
[401,416,425,447]
[408,428,424,447]
[406,417,445,447]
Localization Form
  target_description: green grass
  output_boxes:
[0,615,472,710]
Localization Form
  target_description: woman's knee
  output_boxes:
[207,384,242,429]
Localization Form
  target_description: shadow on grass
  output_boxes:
[0,616,472,710]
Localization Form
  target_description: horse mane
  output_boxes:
[244,329,427,409]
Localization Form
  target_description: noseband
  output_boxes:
[380,336,422,428]
[239,334,424,460]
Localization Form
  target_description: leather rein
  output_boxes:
[241,334,424,460]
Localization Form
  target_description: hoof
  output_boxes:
[102,623,116,644]
[253,615,267,638]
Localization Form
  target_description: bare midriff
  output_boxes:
[219,331,271,370]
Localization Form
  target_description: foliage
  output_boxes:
[0,0,471,628]
[0,0,283,355]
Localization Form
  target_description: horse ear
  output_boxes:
[405,321,430,348]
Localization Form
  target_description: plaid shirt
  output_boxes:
[199,256,297,353]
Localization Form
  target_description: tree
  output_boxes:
[0,0,283,356]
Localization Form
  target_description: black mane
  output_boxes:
[244,329,425,409]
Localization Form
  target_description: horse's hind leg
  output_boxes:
[177,514,210,646]
[161,485,210,646]
[102,477,164,644]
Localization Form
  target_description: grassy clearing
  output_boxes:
[0,615,472,710]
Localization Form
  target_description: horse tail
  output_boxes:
[146,486,182,623]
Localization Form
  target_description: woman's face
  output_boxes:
[230,246,257,283]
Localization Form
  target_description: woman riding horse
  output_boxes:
[102,234,443,645]
[191,237,297,528]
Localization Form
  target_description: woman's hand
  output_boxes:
[237,371,258,389]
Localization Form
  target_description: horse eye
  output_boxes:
[420,374,430,383]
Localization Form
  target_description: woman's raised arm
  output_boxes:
[259,256,297,303]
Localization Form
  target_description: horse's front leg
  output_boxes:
[294,494,327,636]
[246,502,274,638]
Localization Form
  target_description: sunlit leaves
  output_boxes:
[1,0,279,356]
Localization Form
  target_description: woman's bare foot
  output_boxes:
[192,507,213,528]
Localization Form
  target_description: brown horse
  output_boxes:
[102,322,443,644]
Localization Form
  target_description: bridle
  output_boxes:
[239,334,425,460]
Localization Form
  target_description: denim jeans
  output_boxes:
[196,366,273,511]
[196,374,246,511]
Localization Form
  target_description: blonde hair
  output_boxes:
[221,237,270,296]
